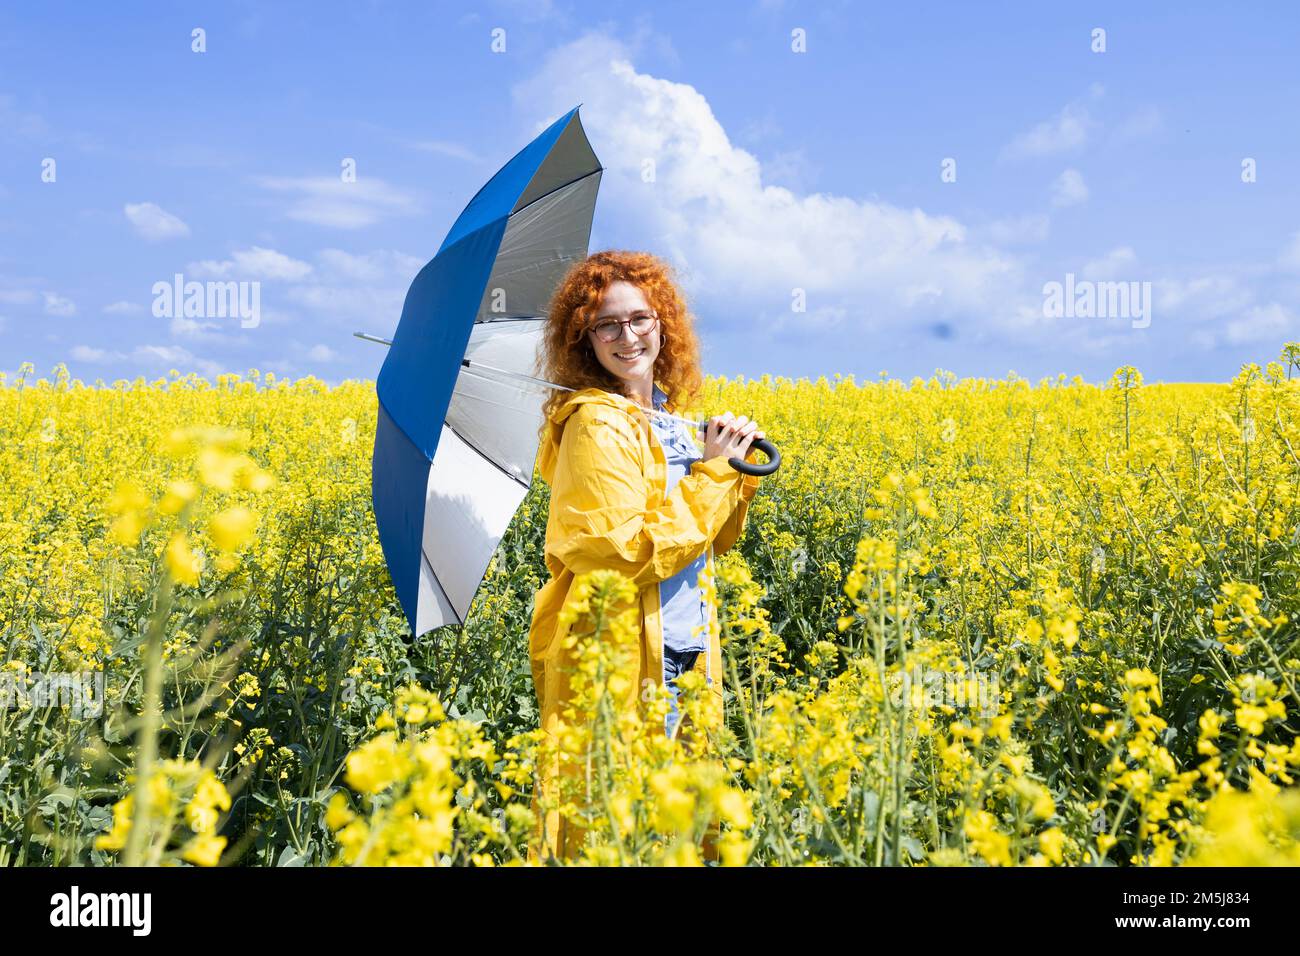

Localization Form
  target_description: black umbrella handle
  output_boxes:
[729,437,781,477]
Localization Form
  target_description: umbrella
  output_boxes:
[361,105,603,639]
[360,105,779,640]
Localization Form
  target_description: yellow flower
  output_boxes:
[1235,703,1271,736]
[241,466,276,492]
[197,446,241,490]
[208,506,258,552]
[93,793,134,851]
[180,833,227,867]
[107,480,151,544]
[165,532,204,585]
[716,788,753,829]
[107,480,149,516]
[345,733,408,794]
[158,479,198,516]
[718,832,753,867]
[1187,787,1300,866]
[1038,827,1065,864]
[964,809,1011,866]
[185,772,231,833]
[12,357,1300,869]
[109,511,147,546]
[325,791,356,830]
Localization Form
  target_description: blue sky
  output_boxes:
[2,0,1298,385]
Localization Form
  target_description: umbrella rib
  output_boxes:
[460,360,706,432]
[458,362,558,395]
[435,169,602,262]
[442,417,531,491]
[453,384,547,417]
[420,548,462,629]
[485,255,578,282]
[510,167,602,218]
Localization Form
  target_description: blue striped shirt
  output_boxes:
[648,383,709,655]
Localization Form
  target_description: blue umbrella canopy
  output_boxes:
[371,106,603,638]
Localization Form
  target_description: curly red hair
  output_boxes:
[535,249,704,429]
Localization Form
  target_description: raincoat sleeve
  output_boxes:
[712,456,761,557]
[547,403,748,589]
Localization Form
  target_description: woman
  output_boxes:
[527,249,765,862]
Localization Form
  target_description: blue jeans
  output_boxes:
[662,647,701,737]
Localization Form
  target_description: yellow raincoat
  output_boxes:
[527,384,761,862]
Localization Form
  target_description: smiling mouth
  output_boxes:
[614,349,645,361]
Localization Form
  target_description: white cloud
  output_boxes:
[1051,168,1089,207]
[409,140,479,162]
[757,146,819,192]
[134,344,193,363]
[187,246,313,281]
[154,244,420,345]
[0,94,49,140]
[72,345,122,362]
[130,344,223,377]
[283,248,423,331]
[1153,274,1253,317]
[1279,231,1300,272]
[1112,107,1164,144]
[1147,256,1296,351]
[315,248,423,283]
[254,175,420,229]
[511,33,1023,339]
[124,202,191,241]
[43,292,76,316]
[1222,303,1297,346]
[103,300,144,315]
[307,344,338,361]
[1002,89,1101,160]
[494,0,560,22]
[985,214,1050,245]
[170,316,222,339]
[1082,246,1136,280]
[764,304,850,341]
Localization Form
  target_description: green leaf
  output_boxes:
[276,845,309,867]
[900,835,925,861]
[38,787,77,815]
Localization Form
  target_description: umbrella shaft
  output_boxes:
[459,358,706,432]
[351,331,706,432]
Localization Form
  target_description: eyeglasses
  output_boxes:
[589,311,658,343]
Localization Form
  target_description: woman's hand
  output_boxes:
[697,411,765,464]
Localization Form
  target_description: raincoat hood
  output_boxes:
[535,384,671,485]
